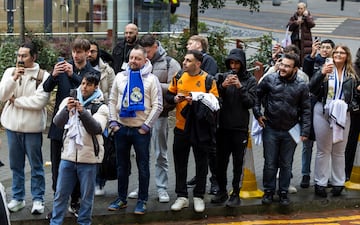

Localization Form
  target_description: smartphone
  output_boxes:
[325,58,333,65]
[314,36,321,42]
[69,89,78,100]
[18,61,25,67]
[57,57,64,62]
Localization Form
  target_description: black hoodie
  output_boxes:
[215,48,257,131]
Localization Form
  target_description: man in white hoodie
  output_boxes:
[0,41,50,214]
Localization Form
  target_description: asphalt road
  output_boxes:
[176,0,360,55]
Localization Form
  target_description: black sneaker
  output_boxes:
[0,160,4,167]
[261,191,273,205]
[187,176,196,188]
[314,184,327,198]
[209,182,219,195]
[211,192,228,204]
[278,191,290,206]
[330,186,344,197]
[68,202,80,217]
[300,175,310,188]
[226,193,241,208]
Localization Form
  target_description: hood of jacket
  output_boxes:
[125,59,153,76]
[225,48,247,77]
[151,41,167,64]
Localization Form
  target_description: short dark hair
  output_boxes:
[89,40,99,51]
[20,41,38,58]
[132,45,147,57]
[83,72,100,86]
[72,38,91,51]
[139,34,156,47]
[187,50,203,63]
[283,44,300,55]
[321,39,335,48]
[284,53,300,68]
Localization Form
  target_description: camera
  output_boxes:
[69,89,78,100]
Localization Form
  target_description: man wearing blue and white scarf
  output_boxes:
[108,46,163,215]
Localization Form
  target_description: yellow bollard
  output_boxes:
[239,135,264,198]
[345,134,360,190]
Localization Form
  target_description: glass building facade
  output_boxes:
[0,0,171,34]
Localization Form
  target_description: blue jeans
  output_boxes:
[51,160,97,225]
[115,126,151,202]
[262,126,297,193]
[301,139,314,176]
[151,117,169,192]
[6,130,45,202]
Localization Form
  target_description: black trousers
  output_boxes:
[216,129,248,195]
[173,128,210,198]
[345,112,360,179]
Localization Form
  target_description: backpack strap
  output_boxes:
[173,69,213,93]
[166,55,172,71]
[36,69,45,89]
[87,102,104,157]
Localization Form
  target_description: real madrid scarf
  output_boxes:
[120,69,145,117]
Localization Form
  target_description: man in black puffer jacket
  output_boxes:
[253,53,311,206]
[211,48,256,207]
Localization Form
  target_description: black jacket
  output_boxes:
[112,39,137,74]
[303,54,326,79]
[253,72,311,137]
[215,48,257,131]
[309,68,357,107]
[43,61,100,140]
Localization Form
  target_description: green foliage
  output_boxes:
[0,35,61,80]
[166,27,229,72]
[170,14,178,24]
[207,27,230,72]
[198,22,209,33]
[247,33,273,66]
[0,37,19,76]
[29,35,59,72]
[150,20,164,32]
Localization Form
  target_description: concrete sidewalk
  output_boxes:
[1,120,360,225]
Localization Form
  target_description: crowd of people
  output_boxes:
[0,3,360,223]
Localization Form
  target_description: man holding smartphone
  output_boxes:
[0,41,50,214]
[43,38,100,219]
[50,72,109,225]
[301,39,335,189]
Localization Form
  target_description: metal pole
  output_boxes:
[89,0,93,32]
[44,0,52,33]
[341,0,344,11]
[6,0,15,33]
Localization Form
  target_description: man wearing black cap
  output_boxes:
[211,48,257,207]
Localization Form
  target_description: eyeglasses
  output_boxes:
[320,46,332,50]
[333,51,347,55]
[90,50,98,54]
[279,63,294,69]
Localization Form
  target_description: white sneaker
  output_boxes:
[31,200,44,214]
[95,185,105,196]
[8,199,25,212]
[171,197,189,211]
[128,188,138,199]
[193,197,205,213]
[158,190,170,203]
[288,185,297,194]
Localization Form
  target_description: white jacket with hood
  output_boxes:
[0,63,50,133]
